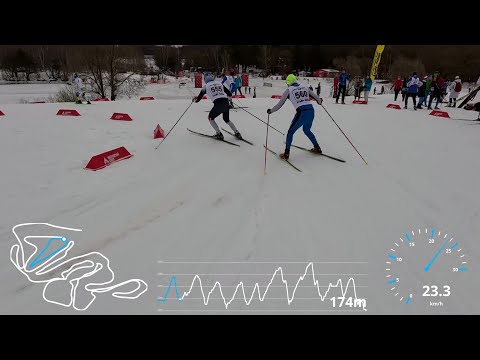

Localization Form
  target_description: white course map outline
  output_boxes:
[9,222,148,311]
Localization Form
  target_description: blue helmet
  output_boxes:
[204,74,214,83]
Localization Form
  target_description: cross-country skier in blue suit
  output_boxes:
[267,74,323,160]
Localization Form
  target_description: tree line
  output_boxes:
[148,44,480,82]
[1,45,479,90]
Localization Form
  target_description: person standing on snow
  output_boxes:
[425,74,432,105]
[73,73,91,104]
[417,77,427,109]
[401,77,408,101]
[267,74,323,160]
[405,72,422,110]
[316,82,321,96]
[448,75,462,107]
[221,70,235,108]
[336,69,350,104]
[354,77,363,101]
[428,72,445,110]
[363,76,373,103]
[333,73,339,98]
[193,74,242,141]
[234,75,243,96]
[391,76,403,101]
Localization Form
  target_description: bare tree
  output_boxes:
[34,46,47,79]
[221,48,230,71]
[211,45,221,72]
[390,56,426,79]
[154,45,171,72]
[76,45,145,100]
[333,56,362,77]
[258,45,272,74]
[276,49,294,73]
[104,45,144,100]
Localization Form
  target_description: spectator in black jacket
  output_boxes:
[427,72,445,110]
[417,77,427,109]
[401,77,408,101]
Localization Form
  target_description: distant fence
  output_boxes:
[263,82,272,87]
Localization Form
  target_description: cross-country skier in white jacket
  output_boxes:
[193,73,242,141]
[73,73,91,104]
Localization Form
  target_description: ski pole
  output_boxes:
[155,100,194,150]
[232,101,285,136]
[264,113,270,175]
[321,104,368,165]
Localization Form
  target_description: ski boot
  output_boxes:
[234,131,242,140]
[87,101,91,104]
[310,144,322,154]
[215,132,224,141]
[75,100,82,104]
[279,149,290,160]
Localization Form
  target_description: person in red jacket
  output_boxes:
[333,73,339,98]
[391,76,403,101]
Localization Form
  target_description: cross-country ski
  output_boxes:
[263,145,302,172]
[290,144,346,163]
[187,128,240,147]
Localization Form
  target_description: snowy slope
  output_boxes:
[0,85,479,314]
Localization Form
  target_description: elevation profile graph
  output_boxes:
[156,261,368,312]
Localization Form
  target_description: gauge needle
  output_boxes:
[424,238,449,272]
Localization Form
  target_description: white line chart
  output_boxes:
[157,261,367,311]
[9,222,148,311]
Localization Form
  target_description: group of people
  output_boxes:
[353,76,373,102]
[193,73,323,160]
[333,70,373,104]
[391,72,463,110]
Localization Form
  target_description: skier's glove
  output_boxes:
[267,109,272,114]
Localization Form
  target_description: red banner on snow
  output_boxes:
[93,97,110,101]
[195,73,203,88]
[0,110,4,116]
[84,146,133,171]
[353,100,368,104]
[271,95,282,99]
[429,110,450,118]
[140,96,154,100]
[153,124,165,139]
[386,103,401,109]
[57,109,80,116]
[232,95,245,98]
[111,113,132,121]
[241,73,249,87]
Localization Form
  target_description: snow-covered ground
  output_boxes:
[0,80,479,314]
[0,83,65,104]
